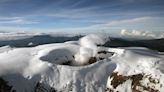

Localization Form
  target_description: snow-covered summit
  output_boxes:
[0,34,164,92]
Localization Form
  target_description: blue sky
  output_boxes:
[0,0,164,34]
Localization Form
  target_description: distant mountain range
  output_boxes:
[0,35,82,47]
[104,38,164,52]
[0,34,163,52]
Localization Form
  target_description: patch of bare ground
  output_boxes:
[0,78,15,92]
[106,72,161,92]
[35,82,57,92]
[35,81,73,92]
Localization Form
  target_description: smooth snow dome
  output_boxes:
[0,34,164,92]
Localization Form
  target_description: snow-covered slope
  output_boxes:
[0,34,164,92]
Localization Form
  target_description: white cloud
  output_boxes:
[0,17,21,20]
[47,6,125,19]
[0,16,39,24]
[102,17,152,26]
[0,26,43,32]
[120,29,164,39]
[0,20,38,24]
[85,16,154,31]
[47,7,97,19]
